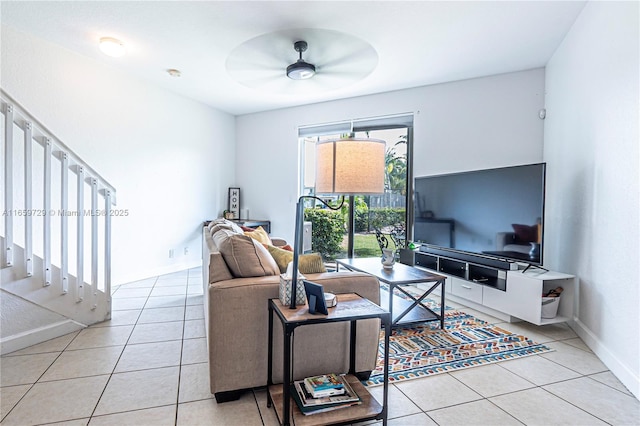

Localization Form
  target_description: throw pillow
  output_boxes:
[244,226,272,246]
[213,229,279,278]
[266,245,327,274]
[511,224,538,243]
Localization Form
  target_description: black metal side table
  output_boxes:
[267,293,391,426]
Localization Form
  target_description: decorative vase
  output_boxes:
[381,249,396,269]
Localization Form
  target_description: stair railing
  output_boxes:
[1,89,115,309]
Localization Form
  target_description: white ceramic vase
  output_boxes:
[381,248,396,269]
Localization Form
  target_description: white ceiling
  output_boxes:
[1,1,586,116]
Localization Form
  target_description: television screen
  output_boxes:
[414,163,546,266]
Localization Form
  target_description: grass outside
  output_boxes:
[336,233,400,258]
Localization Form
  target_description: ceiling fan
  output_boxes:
[286,41,316,80]
[226,28,378,94]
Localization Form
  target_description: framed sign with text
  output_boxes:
[227,187,240,219]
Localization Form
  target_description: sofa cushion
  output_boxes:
[213,229,279,278]
[209,218,244,234]
[266,245,327,274]
[244,226,272,245]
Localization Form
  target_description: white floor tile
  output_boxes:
[40,346,124,382]
[4,332,78,356]
[117,278,156,288]
[366,383,422,419]
[177,395,263,426]
[114,340,182,372]
[111,297,147,311]
[181,338,208,365]
[1,375,109,425]
[589,371,634,396]
[544,377,640,425]
[536,322,578,341]
[178,362,214,403]
[67,325,133,350]
[185,304,204,320]
[497,321,555,344]
[562,337,593,353]
[111,287,152,299]
[183,319,206,339]
[490,387,608,425]
[540,341,608,375]
[89,404,176,426]
[498,354,581,386]
[389,413,438,425]
[186,294,203,306]
[90,309,141,328]
[428,399,522,425]
[0,384,31,420]
[129,321,184,344]
[94,366,179,416]
[144,294,186,309]
[150,286,187,297]
[138,306,185,324]
[394,373,483,411]
[0,352,59,386]
[450,363,535,397]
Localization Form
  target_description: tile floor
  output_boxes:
[1,268,639,425]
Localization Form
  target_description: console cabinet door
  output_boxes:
[450,277,483,304]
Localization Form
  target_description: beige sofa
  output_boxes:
[202,220,381,402]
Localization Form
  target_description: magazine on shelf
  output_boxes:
[303,373,344,397]
[291,375,361,415]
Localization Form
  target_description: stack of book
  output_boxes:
[291,373,361,416]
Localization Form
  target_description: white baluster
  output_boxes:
[76,166,85,302]
[104,189,112,315]
[60,152,69,294]
[3,103,14,267]
[24,121,33,276]
[43,137,52,286]
[91,178,98,309]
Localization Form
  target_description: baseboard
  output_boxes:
[572,317,639,401]
[114,260,202,286]
[0,319,86,355]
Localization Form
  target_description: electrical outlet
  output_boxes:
[184,247,189,255]
[169,249,174,259]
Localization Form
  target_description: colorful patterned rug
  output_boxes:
[365,285,552,386]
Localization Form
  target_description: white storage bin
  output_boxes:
[541,296,561,318]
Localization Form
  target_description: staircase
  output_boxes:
[1,90,115,354]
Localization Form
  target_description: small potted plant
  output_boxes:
[223,210,234,219]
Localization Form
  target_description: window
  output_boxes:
[299,114,413,260]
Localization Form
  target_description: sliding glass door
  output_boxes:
[299,116,413,261]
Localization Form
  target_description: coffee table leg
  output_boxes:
[388,284,395,326]
[440,279,445,329]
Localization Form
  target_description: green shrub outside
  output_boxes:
[355,207,406,232]
[304,208,344,260]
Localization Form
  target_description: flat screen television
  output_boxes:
[414,163,546,267]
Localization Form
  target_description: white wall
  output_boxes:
[1,26,236,284]
[236,69,545,242]
[544,1,639,398]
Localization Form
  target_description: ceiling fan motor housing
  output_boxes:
[287,40,316,80]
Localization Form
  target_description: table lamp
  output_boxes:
[289,137,386,309]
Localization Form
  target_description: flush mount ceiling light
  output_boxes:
[286,41,316,80]
[99,37,125,57]
[167,69,182,77]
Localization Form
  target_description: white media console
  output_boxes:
[410,250,575,326]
